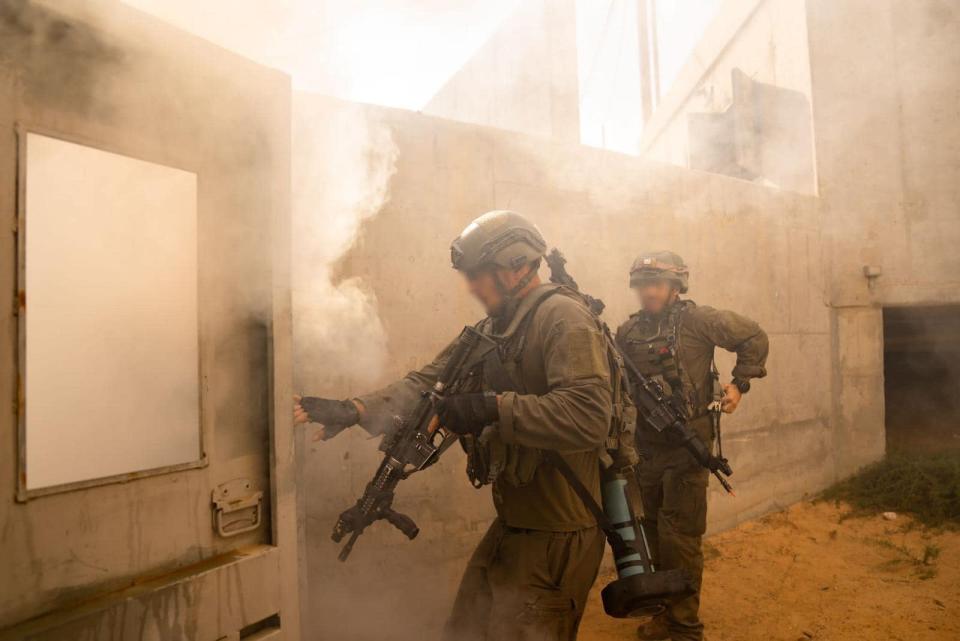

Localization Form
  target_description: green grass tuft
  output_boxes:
[820,451,960,528]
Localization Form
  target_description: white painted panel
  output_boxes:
[24,133,200,489]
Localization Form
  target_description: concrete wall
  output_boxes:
[0,1,298,637]
[298,98,831,640]
[423,0,580,143]
[806,0,960,475]
[807,0,960,308]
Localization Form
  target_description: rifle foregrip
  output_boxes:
[384,508,419,540]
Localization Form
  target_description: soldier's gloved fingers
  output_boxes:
[436,392,498,435]
[435,397,469,434]
[300,397,360,428]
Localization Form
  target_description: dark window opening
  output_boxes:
[883,305,960,453]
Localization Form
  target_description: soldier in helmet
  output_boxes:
[616,251,768,641]
[295,211,617,640]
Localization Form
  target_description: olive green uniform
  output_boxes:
[357,284,613,640]
[617,302,768,641]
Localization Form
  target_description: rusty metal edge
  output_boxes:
[14,122,27,503]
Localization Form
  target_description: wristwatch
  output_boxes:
[731,378,751,394]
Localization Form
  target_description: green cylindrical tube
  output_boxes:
[601,471,652,578]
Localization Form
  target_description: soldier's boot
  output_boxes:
[635,614,670,640]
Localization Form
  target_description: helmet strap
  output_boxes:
[507,264,538,298]
[490,263,538,319]
[492,263,537,300]
[493,271,509,296]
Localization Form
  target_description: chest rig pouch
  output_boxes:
[622,300,696,417]
[462,287,565,488]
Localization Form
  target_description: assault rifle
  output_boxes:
[545,249,735,495]
[331,326,491,561]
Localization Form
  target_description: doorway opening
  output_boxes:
[883,305,960,453]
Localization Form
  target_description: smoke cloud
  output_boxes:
[292,96,398,401]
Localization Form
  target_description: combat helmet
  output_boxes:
[629,250,689,293]
[450,210,547,274]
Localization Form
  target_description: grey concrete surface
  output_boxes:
[0,1,299,638]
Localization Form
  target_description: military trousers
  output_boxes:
[442,518,605,641]
[637,416,713,641]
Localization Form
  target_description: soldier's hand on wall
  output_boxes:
[721,384,742,414]
[293,395,361,440]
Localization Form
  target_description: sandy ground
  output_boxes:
[580,501,960,641]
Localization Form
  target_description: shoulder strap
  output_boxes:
[666,299,693,346]
[551,285,631,454]
[476,286,565,394]
[494,284,564,340]
[541,452,624,550]
[598,321,630,453]
[658,300,695,399]
[541,451,651,569]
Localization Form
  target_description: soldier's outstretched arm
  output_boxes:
[352,339,458,437]
[497,300,612,452]
[296,338,457,440]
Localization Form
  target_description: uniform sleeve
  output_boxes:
[498,300,613,453]
[354,340,454,436]
[689,307,769,380]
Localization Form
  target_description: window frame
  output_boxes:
[14,123,209,502]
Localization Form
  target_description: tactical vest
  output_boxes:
[619,300,697,417]
[462,285,636,488]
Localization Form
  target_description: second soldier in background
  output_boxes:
[616,252,769,641]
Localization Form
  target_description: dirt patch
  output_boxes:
[580,501,960,641]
